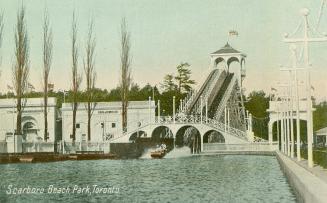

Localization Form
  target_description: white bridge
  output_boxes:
[112,43,277,153]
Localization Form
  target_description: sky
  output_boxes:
[0,0,327,101]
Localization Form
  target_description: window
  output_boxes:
[76,123,80,128]
[112,123,116,128]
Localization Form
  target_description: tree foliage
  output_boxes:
[175,62,195,93]
[161,74,176,92]
[244,91,269,139]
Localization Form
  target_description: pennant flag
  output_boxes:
[229,30,238,36]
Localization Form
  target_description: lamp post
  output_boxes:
[292,49,302,162]
[12,98,15,153]
[283,8,327,167]
[173,96,175,124]
[148,96,151,125]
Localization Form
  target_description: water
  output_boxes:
[0,154,296,203]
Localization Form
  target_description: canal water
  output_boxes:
[0,153,296,202]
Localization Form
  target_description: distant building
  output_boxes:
[315,127,327,146]
[61,101,155,142]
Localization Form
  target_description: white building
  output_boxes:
[0,97,57,142]
[61,101,155,142]
[0,98,57,153]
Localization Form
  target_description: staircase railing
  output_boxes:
[183,69,220,114]
[214,74,237,120]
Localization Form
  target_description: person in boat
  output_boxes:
[160,144,167,151]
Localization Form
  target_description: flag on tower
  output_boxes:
[229,30,238,36]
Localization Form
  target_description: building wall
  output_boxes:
[61,101,155,142]
[0,98,57,142]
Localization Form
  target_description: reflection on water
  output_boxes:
[0,155,296,203]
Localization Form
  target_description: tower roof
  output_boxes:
[211,43,241,55]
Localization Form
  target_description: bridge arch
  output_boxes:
[175,125,201,153]
[203,130,225,143]
[129,130,147,142]
[151,126,173,141]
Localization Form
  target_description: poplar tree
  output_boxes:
[71,13,82,141]
[119,18,132,133]
[42,10,53,141]
[13,6,29,135]
[84,19,96,141]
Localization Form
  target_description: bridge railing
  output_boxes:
[109,118,151,143]
[206,117,248,141]
[154,115,249,141]
[112,114,257,143]
[155,114,202,124]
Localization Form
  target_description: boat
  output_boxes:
[150,144,167,159]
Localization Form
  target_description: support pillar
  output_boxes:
[200,96,203,124]
[173,96,175,124]
[281,111,285,153]
[158,100,161,122]
[205,98,208,123]
[224,106,227,132]
[268,121,273,144]
[227,108,230,132]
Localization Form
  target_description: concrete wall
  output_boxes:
[276,151,327,203]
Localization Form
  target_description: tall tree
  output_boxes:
[13,6,29,135]
[84,19,96,141]
[119,18,132,133]
[161,74,177,92]
[174,62,195,93]
[71,13,82,141]
[0,12,3,66]
[42,10,53,141]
